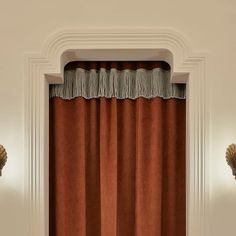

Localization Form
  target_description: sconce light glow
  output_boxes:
[226,144,236,179]
[0,144,7,176]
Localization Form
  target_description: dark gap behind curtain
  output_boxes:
[49,61,186,236]
[64,61,171,70]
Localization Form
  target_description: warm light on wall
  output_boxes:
[0,145,7,176]
[226,144,236,179]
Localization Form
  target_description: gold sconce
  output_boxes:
[0,145,7,176]
[226,144,236,179]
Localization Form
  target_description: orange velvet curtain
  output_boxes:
[49,62,186,236]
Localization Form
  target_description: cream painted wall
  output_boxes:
[0,0,236,235]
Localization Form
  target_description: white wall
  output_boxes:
[0,0,236,235]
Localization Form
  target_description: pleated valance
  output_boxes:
[50,62,186,100]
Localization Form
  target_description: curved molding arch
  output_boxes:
[24,27,209,236]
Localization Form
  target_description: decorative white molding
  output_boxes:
[24,27,209,236]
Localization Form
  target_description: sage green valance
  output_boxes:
[50,67,186,100]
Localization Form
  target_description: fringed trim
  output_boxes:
[50,68,186,100]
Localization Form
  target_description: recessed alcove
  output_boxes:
[24,28,208,236]
[46,49,188,85]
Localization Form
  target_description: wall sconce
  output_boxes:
[226,144,236,179]
[0,145,7,176]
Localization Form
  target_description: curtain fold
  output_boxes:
[49,61,186,236]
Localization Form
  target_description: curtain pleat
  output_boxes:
[85,99,101,235]
[161,100,185,235]
[134,98,164,236]
[49,97,186,236]
[99,98,118,235]
[116,99,136,235]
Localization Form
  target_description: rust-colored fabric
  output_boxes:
[49,96,186,236]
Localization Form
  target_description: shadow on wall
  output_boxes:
[0,183,25,236]
[210,182,236,236]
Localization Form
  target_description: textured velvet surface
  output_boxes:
[49,97,186,236]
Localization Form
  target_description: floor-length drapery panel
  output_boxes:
[49,96,186,236]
